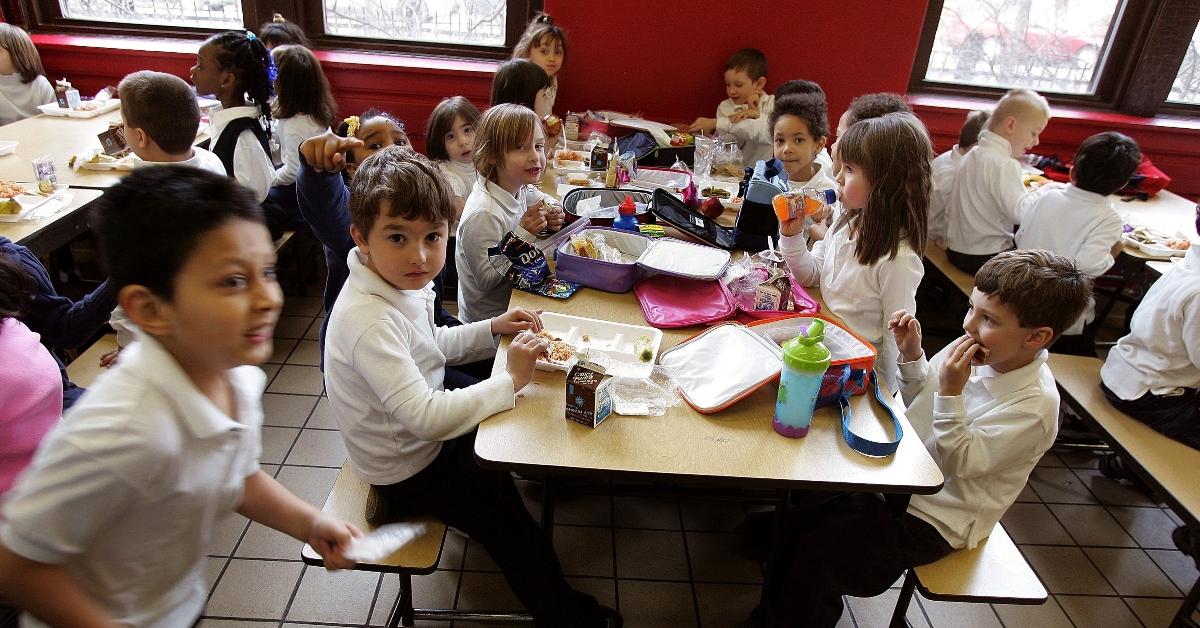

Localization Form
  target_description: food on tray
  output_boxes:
[556,149,585,163]
[633,335,654,363]
[669,131,693,147]
[0,180,25,214]
[1166,239,1191,250]
[67,152,117,168]
[1125,226,1193,253]
[566,172,590,186]
[1022,173,1050,188]
[701,186,731,199]
[532,331,576,364]
[74,100,103,112]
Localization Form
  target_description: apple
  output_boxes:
[700,196,724,219]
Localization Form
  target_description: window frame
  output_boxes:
[909,0,1200,116]
[12,0,538,61]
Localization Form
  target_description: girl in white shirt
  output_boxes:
[425,96,481,221]
[780,112,931,391]
[511,13,566,114]
[0,24,54,126]
[267,44,335,228]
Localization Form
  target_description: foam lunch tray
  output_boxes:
[555,228,731,293]
[533,311,664,378]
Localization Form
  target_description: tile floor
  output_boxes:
[193,296,1199,628]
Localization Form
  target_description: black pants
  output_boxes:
[374,432,604,627]
[1102,383,1200,450]
[763,492,954,628]
[945,249,1000,275]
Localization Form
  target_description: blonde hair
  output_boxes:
[0,24,45,83]
[988,88,1050,132]
[473,103,539,183]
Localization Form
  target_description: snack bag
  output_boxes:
[490,232,580,299]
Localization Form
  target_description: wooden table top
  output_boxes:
[0,187,102,246]
[475,286,945,494]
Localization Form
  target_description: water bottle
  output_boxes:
[612,194,639,232]
[772,188,837,222]
[773,319,831,438]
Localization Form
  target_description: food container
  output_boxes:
[747,315,877,396]
[561,188,653,227]
[556,228,730,293]
[37,99,121,119]
[649,188,737,250]
[534,311,663,378]
[657,322,785,413]
[565,362,614,428]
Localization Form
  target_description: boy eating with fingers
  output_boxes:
[756,249,1091,627]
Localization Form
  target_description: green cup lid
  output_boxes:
[780,319,831,371]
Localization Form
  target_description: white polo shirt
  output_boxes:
[716,94,776,165]
[210,106,276,203]
[929,146,965,242]
[0,334,265,628]
[946,131,1032,255]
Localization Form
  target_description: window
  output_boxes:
[59,0,242,29]
[1168,22,1200,105]
[324,0,507,46]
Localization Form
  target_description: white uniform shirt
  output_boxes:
[1101,245,1200,399]
[177,146,228,176]
[780,219,924,391]
[324,248,513,485]
[0,334,264,628]
[902,349,1059,549]
[946,131,1032,255]
[439,159,478,203]
[0,73,54,126]
[929,146,965,243]
[1016,184,1123,334]
[272,114,329,187]
[814,147,834,173]
[210,106,275,203]
[786,162,839,195]
[455,177,549,323]
[715,94,776,165]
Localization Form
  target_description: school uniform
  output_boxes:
[455,177,551,324]
[779,219,924,392]
[786,162,838,194]
[945,131,1032,272]
[176,146,227,176]
[716,93,776,165]
[271,114,328,187]
[210,106,275,204]
[764,348,1059,627]
[0,333,265,628]
[0,73,54,126]
[0,318,62,497]
[438,159,478,203]
[929,146,966,243]
[1016,183,1123,335]
[814,147,834,173]
[1101,245,1200,449]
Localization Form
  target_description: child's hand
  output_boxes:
[491,307,543,336]
[506,330,550,392]
[300,132,363,173]
[779,214,806,237]
[888,310,923,363]
[520,200,548,234]
[99,347,120,368]
[307,513,363,571]
[937,335,987,397]
[688,118,717,134]
[545,204,565,232]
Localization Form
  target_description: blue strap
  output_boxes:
[838,369,904,457]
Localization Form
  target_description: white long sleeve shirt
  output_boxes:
[715,94,775,165]
[901,348,1059,549]
[455,177,549,323]
[1101,245,1200,400]
[438,159,478,203]
[779,220,924,391]
[324,248,514,486]
[929,146,966,243]
[272,114,328,187]
[946,131,1033,255]
[210,106,275,203]
[0,73,54,126]
[1015,183,1123,334]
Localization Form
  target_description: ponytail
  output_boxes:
[205,30,278,136]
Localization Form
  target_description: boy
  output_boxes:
[323,146,621,628]
[945,88,1051,274]
[0,166,358,627]
[769,94,836,193]
[929,110,989,244]
[1017,132,1141,340]
[756,250,1091,627]
[118,70,225,174]
[686,48,775,164]
[774,79,834,173]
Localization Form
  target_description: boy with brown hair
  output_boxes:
[685,48,776,164]
[756,249,1091,627]
[118,70,225,174]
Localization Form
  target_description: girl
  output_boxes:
[191,31,277,210]
[268,44,337,216]
[779,112,931,390]
[333,108,410,180]
[490,59,560,148]
[425,96,481,218]
[259,13,311,49]
[511,12,566,112]
[771,94,837,194]
[456,103,565,324]
[0,24,54,126]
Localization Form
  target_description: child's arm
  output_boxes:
[778,218,824,287]
[237,470,359,570]
[296,133,359,255]
[0,545,122,628]
[457,212,517,294]
[995,163,1034,227]
[232,132,276,204]
[3,240,117,350]
[889,310,934,407]
[1074,212,1125,277]
[435,307,542,365]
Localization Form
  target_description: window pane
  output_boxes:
[924,0,1120,95]
[59,0,242,28]
[1168,22,1200,104]
[324,0,506,46]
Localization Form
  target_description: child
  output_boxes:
[456,103,564,324]
[0,255,61,498]
[756,250,1091,627]
[1016,131,1141,338]
[118,70,225,174]
[491,59,559,148]
[0,165,358,627]
[333,109,410,179]
[268,44,337,217]
[259,13,311,49]
[511,12,566,112]
[687,48,775,164]
[425,95,482,218]
[769,94,837,194]
[929,110,989,244]
[0,24,54,126]
[323,145,621,628]
[779,112,930,391]
[775,80,833,172]
[945,88,1051,274]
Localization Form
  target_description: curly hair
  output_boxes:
[204,30,276,134]
[770,93,829,140]
[845,92,912,126]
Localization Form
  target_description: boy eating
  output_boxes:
[0,166,358,627]
[686,48,775,164]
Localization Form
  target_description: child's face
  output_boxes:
[348,117,410,176]
[963,288,1049,371]
[528,36,564,78]
[190,43,228,97]
[496,125,546,193]
[836,161,870,211]
[534,87,554,118]
[773,114,826,181]
[0,47,14,75]
[724,69,764,106]
[351,202,449,292]
[1001,111,1048,158]
[830,110,853,177]
[158,218,282,371]
[444,115,476,164]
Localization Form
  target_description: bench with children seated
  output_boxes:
[889,522,1047,627]
[300,463,532,627]
[1048,353,1200,627]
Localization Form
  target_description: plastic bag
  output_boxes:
[610,366,683,416]
[711,139,744,179]
[343,522,428,563]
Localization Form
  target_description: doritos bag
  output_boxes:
[489,232,580,299]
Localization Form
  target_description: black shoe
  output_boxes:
[1173,525,1198,567]
[1099,453,1154,496]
